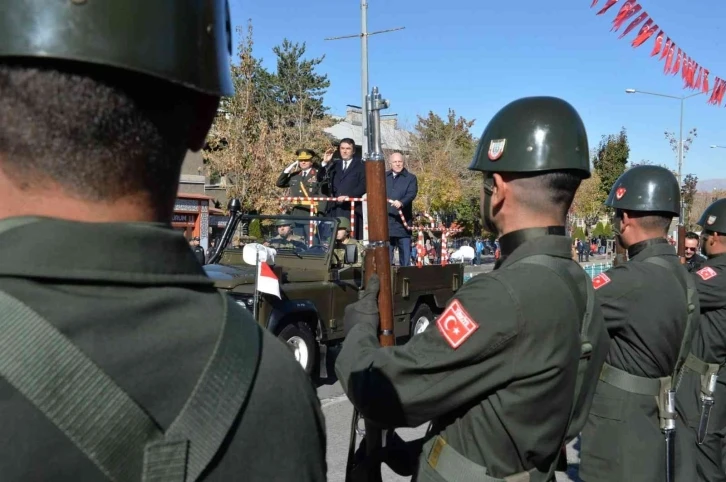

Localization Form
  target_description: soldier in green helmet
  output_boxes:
[578,165,698,482]
[675,198,726,482]
[0,1,326,481]
[335,96,609,480]
[333,217,364,267]
[266,219,307,251]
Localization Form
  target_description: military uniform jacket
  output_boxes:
[335,229,609,480]
[334,237,365,268]
[580,239,693,482]
[276,167,327,214]
[676,254,726,482]
[0,218,327,481]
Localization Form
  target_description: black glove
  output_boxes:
[343,274,381,336]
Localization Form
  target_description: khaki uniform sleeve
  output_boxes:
[334,274,520,428]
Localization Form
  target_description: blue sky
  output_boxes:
[229,0,726,182]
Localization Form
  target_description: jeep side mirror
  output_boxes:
[344,244,358,264]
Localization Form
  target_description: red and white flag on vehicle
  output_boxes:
[257,261,281,299]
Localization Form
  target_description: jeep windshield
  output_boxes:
[225,215,337,259]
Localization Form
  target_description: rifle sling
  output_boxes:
[0,290,260,482]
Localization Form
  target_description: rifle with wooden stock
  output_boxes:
[344,87,396,482]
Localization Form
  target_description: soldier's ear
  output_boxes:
[491,173,509,205]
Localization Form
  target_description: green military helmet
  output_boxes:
[697,198,726,234]
[337,217,351,231]
[0,0,233,98]
[469,96,591,179]
[605,165,680,215]
[275,219,293,227]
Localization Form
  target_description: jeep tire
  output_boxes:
[278,322,317,375]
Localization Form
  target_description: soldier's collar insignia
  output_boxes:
[615,187,626,200]
[707,215,717,225]
[488,139,506,161]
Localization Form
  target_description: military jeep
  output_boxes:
[204,205,464,377]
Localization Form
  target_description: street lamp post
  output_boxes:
[625,88,707,257]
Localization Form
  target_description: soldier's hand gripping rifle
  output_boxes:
[344,87,396,482]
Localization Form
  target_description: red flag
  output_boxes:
[681,55,688,82]
[718,80,726,105]
[597,0,619,15]
[703,69,710,93]
[671,48,682,75]
[591,0,599,6]
[712,79,723,105]
[660,38,672,60]
[647,29,663,54]
[620,11,648,38]
[612,1,639,31]
[695,66,703,91]
[664,44,675,73]
[257,261,281,298]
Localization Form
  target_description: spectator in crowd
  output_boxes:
[684,231,706,272]
[385,152,418,266]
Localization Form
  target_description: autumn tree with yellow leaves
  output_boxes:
[204,21,334,214]
[571,170,607,228]
[407,109,480,235]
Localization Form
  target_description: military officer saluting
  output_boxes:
[276,148,327,217]
[336,97,609,481]
[579,165,698,482]
[676,199,726,482]
[333,217,364,268]
[266,219,307,251]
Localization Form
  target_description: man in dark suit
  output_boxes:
[386,152,418,266]
[322,138,366,240]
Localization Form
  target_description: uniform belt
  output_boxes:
[599,363,662,396]
[684,353,714,376]
[423,435,535,482]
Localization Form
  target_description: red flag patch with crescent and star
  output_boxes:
[696,266,718,281]
[592,273,611,290]
[436,299,479,349]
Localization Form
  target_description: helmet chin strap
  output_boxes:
[612,211,625,248]
[482,173,498,235]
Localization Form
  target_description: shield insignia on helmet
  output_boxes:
[488,139,506,161]
[615,187,626,200]
[707,215,717,225]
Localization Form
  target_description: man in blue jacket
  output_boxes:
[386,152,418,266]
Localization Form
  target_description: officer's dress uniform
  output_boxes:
[276,166,327,218]
[0,218,327,481]
[336,228,609,481]
[676,254,726,481]
[580,238,694,482]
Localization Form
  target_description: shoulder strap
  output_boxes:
[501,255,595,481]
[643,256,698,387]
[0,290,260,482]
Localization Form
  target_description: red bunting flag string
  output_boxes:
[590,0,722,106]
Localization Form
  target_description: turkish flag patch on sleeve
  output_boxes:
[697,266,718,281]
[592,273,611,290]
[436,299,479,349]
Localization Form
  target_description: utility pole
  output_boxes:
[324,0,404,159]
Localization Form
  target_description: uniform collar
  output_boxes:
[0,216,212,286]
[627,237,673,259]
[496,227,570,269]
